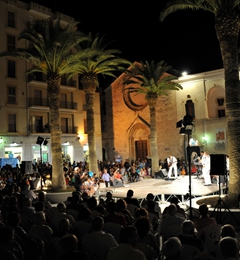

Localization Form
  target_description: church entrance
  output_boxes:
[135,140,148,160]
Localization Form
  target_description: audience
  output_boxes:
[1,161,240,260]
[107,226,147,260]
[194,203,217,232]
[163,236,182,260]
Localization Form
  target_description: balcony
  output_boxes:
[28,74,77,88]
[60,101,77,110]
[28,98,77,110]
[61,126,78,134]
[29,125,78,134]
[29,98,49,107]
[29,124,50,133]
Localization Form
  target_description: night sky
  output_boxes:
[24,0,223,75]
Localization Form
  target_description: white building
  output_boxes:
[0,0,102,168]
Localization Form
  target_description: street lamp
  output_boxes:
[177,115,195,220]
[36,136,48,190]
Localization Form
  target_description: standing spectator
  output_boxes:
[74,167,86,192]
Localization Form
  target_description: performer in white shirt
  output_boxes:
[166,155,178,180]
[201,151,212,186]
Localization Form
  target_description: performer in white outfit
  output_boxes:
[166,155,178,180]
[201,151,212,186]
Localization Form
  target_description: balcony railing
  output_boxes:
[29,98,77,110]
[29,125,50,133]
[61,126,78,134]
[29,125,78,134]
[28,74,77,87]
[60,101,77,109]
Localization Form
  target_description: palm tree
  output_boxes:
[123,60,183,176]
[70,34,132,175]
[0,17,96,191]
[160,0,240,207]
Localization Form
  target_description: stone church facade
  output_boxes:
[101,68,227,163]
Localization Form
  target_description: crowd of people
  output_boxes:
[0,156,238,260]
[0,178,238,260]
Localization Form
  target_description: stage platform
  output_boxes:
[98,175,224,206]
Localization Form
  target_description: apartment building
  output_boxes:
[0,0,102,167]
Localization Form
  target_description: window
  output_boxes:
[8,86,16,104]
[60,93,67,108]
[7,60,16,78]
[217,97,225,118]
[218,109,226,118]
[8,11,15,28]
[7,35,15,51]
[34,90,42,106]
[8,114,16,132]
[35,116,43,132]
[61,118,69,133]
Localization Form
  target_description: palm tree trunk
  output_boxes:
[215,14,240,207]
[47,76,66,191]
[149,100,159,177]
[82,81,98,175]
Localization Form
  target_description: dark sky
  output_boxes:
[26,0,223,75]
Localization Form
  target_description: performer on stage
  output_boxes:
[166,155,178,180]
[201,151,212,186]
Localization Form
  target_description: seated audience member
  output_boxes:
[66,192,84,212]
[142,193,161,214]
[58,234,89,260]
[146,200,160,232]
[124,189,140,208]
[103,191,114,207]
[20,183,37,201]
[24,238,45,260]
[194,203,217,232]
[107,225,147,260]
[162,196,185,219]
[28,211,53,243]
[159,204,184,240]
[116,198,134,225]
[82,216,118,258]
[219,236,240,260]
[178,220,204,251]
[134,216,160,257]
[212,224,239,259]
[51,202,75,233]
[104,201,127,227]
[163,236,182,260]
[36,191,52,211]
[0,226,24,260]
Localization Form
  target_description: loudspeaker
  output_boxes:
[112,179,124,187]
[187,146,200,160]
[21,161,32,174]
[210,154,226,176]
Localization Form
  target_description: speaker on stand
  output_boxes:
[21,161,32,174]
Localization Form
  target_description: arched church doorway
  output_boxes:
[128,123,150,160]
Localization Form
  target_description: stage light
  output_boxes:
[36,136,44,145]
[180,127,186,135]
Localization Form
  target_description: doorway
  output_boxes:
[135,140,148,160]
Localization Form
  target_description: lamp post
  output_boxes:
[36,136,48,190]
[177,115,194,220]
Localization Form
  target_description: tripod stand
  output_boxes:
[211,176,239,225]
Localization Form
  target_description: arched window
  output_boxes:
[185,99,195,119]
